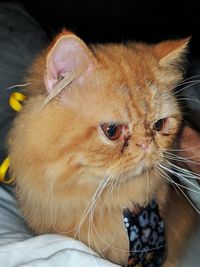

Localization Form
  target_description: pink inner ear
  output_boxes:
[46,37,92,92]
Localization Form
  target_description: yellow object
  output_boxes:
[0,91,26,184]
[9,92,26,112]
[0,157,14,184]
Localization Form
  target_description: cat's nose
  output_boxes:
[136,139,152,151]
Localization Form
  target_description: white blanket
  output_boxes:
[0,185,119,267]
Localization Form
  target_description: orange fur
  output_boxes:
[8,32,196,266]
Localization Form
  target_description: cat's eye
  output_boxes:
[153,118,168,132]
[100,123,123,140]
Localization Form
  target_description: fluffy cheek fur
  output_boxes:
[9,90,180,204]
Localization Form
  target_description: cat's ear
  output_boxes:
[45,32,96,93]
[154,37,190,68]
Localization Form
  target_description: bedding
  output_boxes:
[0,183,119,267]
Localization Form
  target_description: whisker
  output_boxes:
[158,163,200,193]
[48,180,91,266]
[163,154,193,163]
[161,160,198,179]
[163,160,200,178]
[49,180,78,234]
[176,96,200,105]
[157,162,200,215]
[76,174,119,266]
[99,179,114,222]
[162,145,200,153]
[154,166,181,196]
[88,217,167,254]
[86,174,111,227]
[176,80,200,92]
[176,74,200,86]
[129,244,167,254]
[163,152,200,166]
[81,173,111,228]
[146,170,150,203]
[4,82,31,90]
[89,217,120,255]
[165,173,200,214]
[174,80,200,95]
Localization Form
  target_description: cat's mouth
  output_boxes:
[133,148,165,179]
[132,161,146,177]
[123,160,153,180]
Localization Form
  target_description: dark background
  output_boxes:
[0,0,199,163]
[3,0,200,57]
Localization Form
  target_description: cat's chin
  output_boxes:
[123,160,153,181]
[131,151,163,178]
[132,161,146,177]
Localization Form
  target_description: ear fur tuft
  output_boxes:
[154,37,190,68]
[45,31,95,94]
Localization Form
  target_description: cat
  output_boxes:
[8,30,197,267]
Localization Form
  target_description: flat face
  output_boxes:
[12,42,181,186]
[51,43,181,180]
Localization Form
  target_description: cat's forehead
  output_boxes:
[67,71,160,125]
[62,43,178,124]
[93,44,162,95]
[92,57,158,118]
[91,44,178,121]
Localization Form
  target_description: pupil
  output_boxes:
[154,119,164,131]
[100,123,123,141]
[107,124,116,137]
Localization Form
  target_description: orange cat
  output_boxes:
[8,31,197,267]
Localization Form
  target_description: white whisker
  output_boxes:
[159,167,200,214]
[154,165,180,196]
[174,80,200,95]
[162,145,200,153]
[146,170,150,203]
[158,163,200,193]
[4,82,31,90]
[163,160,200,178]
[176,75,200,87]
[176,97,200,105]
[163,153,200,168]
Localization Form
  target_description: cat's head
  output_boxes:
[10,31,189,188]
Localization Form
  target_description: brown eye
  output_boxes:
[101,123,123,140]
[153,118,168,132]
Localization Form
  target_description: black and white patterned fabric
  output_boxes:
[123,199,166,267]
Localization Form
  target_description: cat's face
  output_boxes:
[55,59,181,182]
[9,32,188,190]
